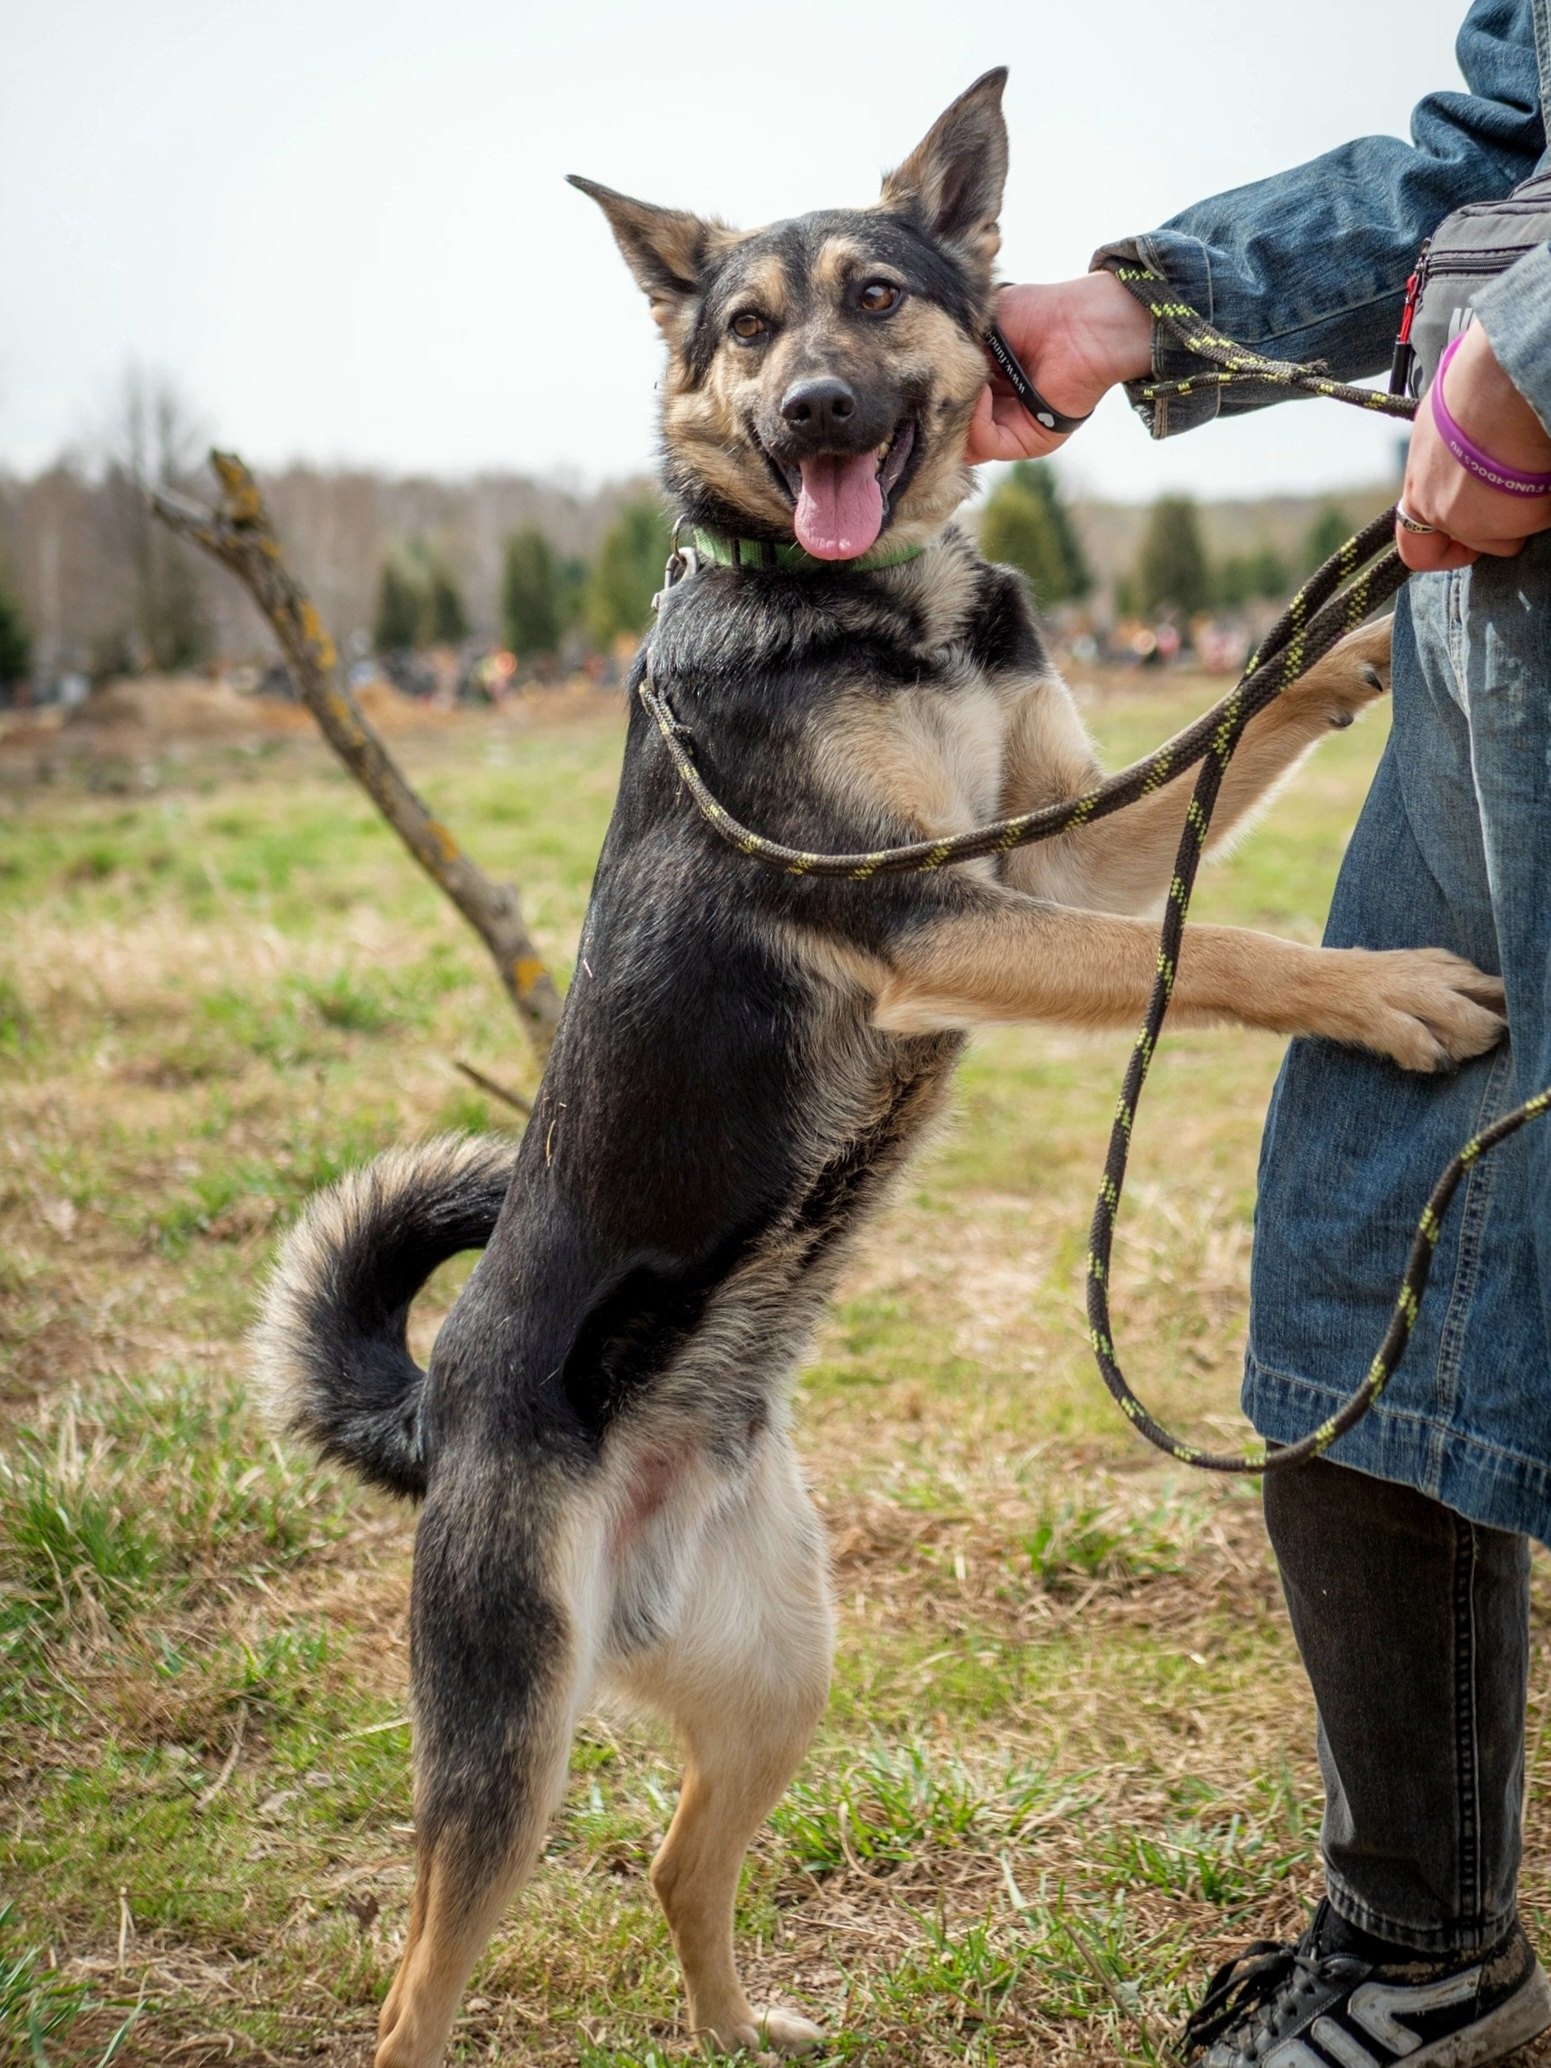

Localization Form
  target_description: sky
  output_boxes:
[4,0,1473,504]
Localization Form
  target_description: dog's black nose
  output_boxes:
[780,378,857,434]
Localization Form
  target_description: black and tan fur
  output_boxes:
[255,70,1506,2067]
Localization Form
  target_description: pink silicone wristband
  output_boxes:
[1431,334,1551,498]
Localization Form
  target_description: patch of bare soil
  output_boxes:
[0,674,467,775]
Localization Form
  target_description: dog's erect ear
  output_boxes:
[879,68,1009,279]
[568,176,717,334]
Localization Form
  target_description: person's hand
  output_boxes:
[966,273,1154,463]
[1396,322,1551,572]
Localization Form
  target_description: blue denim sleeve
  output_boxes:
[1091,0,1547,436]
[1473,241,1551,434]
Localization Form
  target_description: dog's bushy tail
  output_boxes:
[252,1134,518,1498]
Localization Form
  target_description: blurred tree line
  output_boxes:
[368,498,672,664]
[977,462,1357,622]
[0,372,670,693]
[1119,494,1355,619]
[0,366,1378,697]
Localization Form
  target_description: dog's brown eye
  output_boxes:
[730,312,769,342]
[858,281,901,315]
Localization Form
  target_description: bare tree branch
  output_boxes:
[152,451,562,1062]
[453,1058,533,1117]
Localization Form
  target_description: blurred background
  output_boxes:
[1,0,1466,716]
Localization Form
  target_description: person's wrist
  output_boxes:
[1078,268,1154,388]
[1442,323,1551,474]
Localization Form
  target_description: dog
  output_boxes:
[254,67,1507,2068]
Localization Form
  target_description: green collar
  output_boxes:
[689,526,926,574]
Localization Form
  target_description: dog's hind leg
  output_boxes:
[374,1465,602,2068]
[613,1431,834,2057]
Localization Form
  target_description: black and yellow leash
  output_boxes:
[641,272,1551,1475]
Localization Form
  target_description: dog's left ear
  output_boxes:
[568,175,720,336]
[879,68,1009,281]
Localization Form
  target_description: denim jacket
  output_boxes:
[1094,0,1551,438]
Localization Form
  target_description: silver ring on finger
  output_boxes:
[1395,501,1437,536]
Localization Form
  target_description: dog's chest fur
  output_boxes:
[825,668,1012,859]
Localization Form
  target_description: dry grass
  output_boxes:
[4,679,1551,2067]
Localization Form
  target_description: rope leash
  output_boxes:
[642,275,1551,1474]
[641,512,1404,879]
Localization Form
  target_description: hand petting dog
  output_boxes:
[966,272,1152,463]
[965,265,1551,578]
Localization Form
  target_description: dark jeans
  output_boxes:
[1264,1457,1531,1954]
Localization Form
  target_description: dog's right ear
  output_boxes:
[568,176,718,337]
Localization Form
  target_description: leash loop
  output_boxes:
[643,279,1551,1474]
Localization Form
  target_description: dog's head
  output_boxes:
[571,69,1008,562]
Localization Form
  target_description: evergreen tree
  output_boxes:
[1137,494,1212,617]
[374,563,423,653]
[1216,544,1290,610]
[424,565,468,646]
[980,461,1092,604]
[501,528,561,657]
[981,468,1065,600]
[584,499,672,647]
[1215,555,1256,610]
[1024,460,1092,600]
[1305,502,1352,573]
[1249,544,1291,600]
[556,556,589,632]
[0,576,32,688]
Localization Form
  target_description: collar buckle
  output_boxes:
[652,523,702,614]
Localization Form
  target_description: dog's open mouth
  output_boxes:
[765,420,918,561]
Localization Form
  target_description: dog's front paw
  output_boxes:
[703,2006,826,2058]
[1284,612,1393,731]
[1362,948,1506,1072]
[753,2008,825,2055]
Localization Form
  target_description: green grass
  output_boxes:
[5,681,1551,2067]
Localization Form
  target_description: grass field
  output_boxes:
[4,679,1551,2068]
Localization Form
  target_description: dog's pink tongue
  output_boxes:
[793,452,883,560]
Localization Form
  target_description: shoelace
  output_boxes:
[1182,1939,1340,2056]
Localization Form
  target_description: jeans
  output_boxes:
[1244,536,1551,1952]
[1244,532,1551,1542]
[1265,1458,1530,1953]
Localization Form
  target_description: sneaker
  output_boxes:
[1179,1903,1551,2065]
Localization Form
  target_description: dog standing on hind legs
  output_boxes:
[254,67,1506,2068]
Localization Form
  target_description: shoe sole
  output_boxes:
[1406,1963,1551,2066]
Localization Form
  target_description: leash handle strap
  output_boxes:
[985,322,1094,436]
